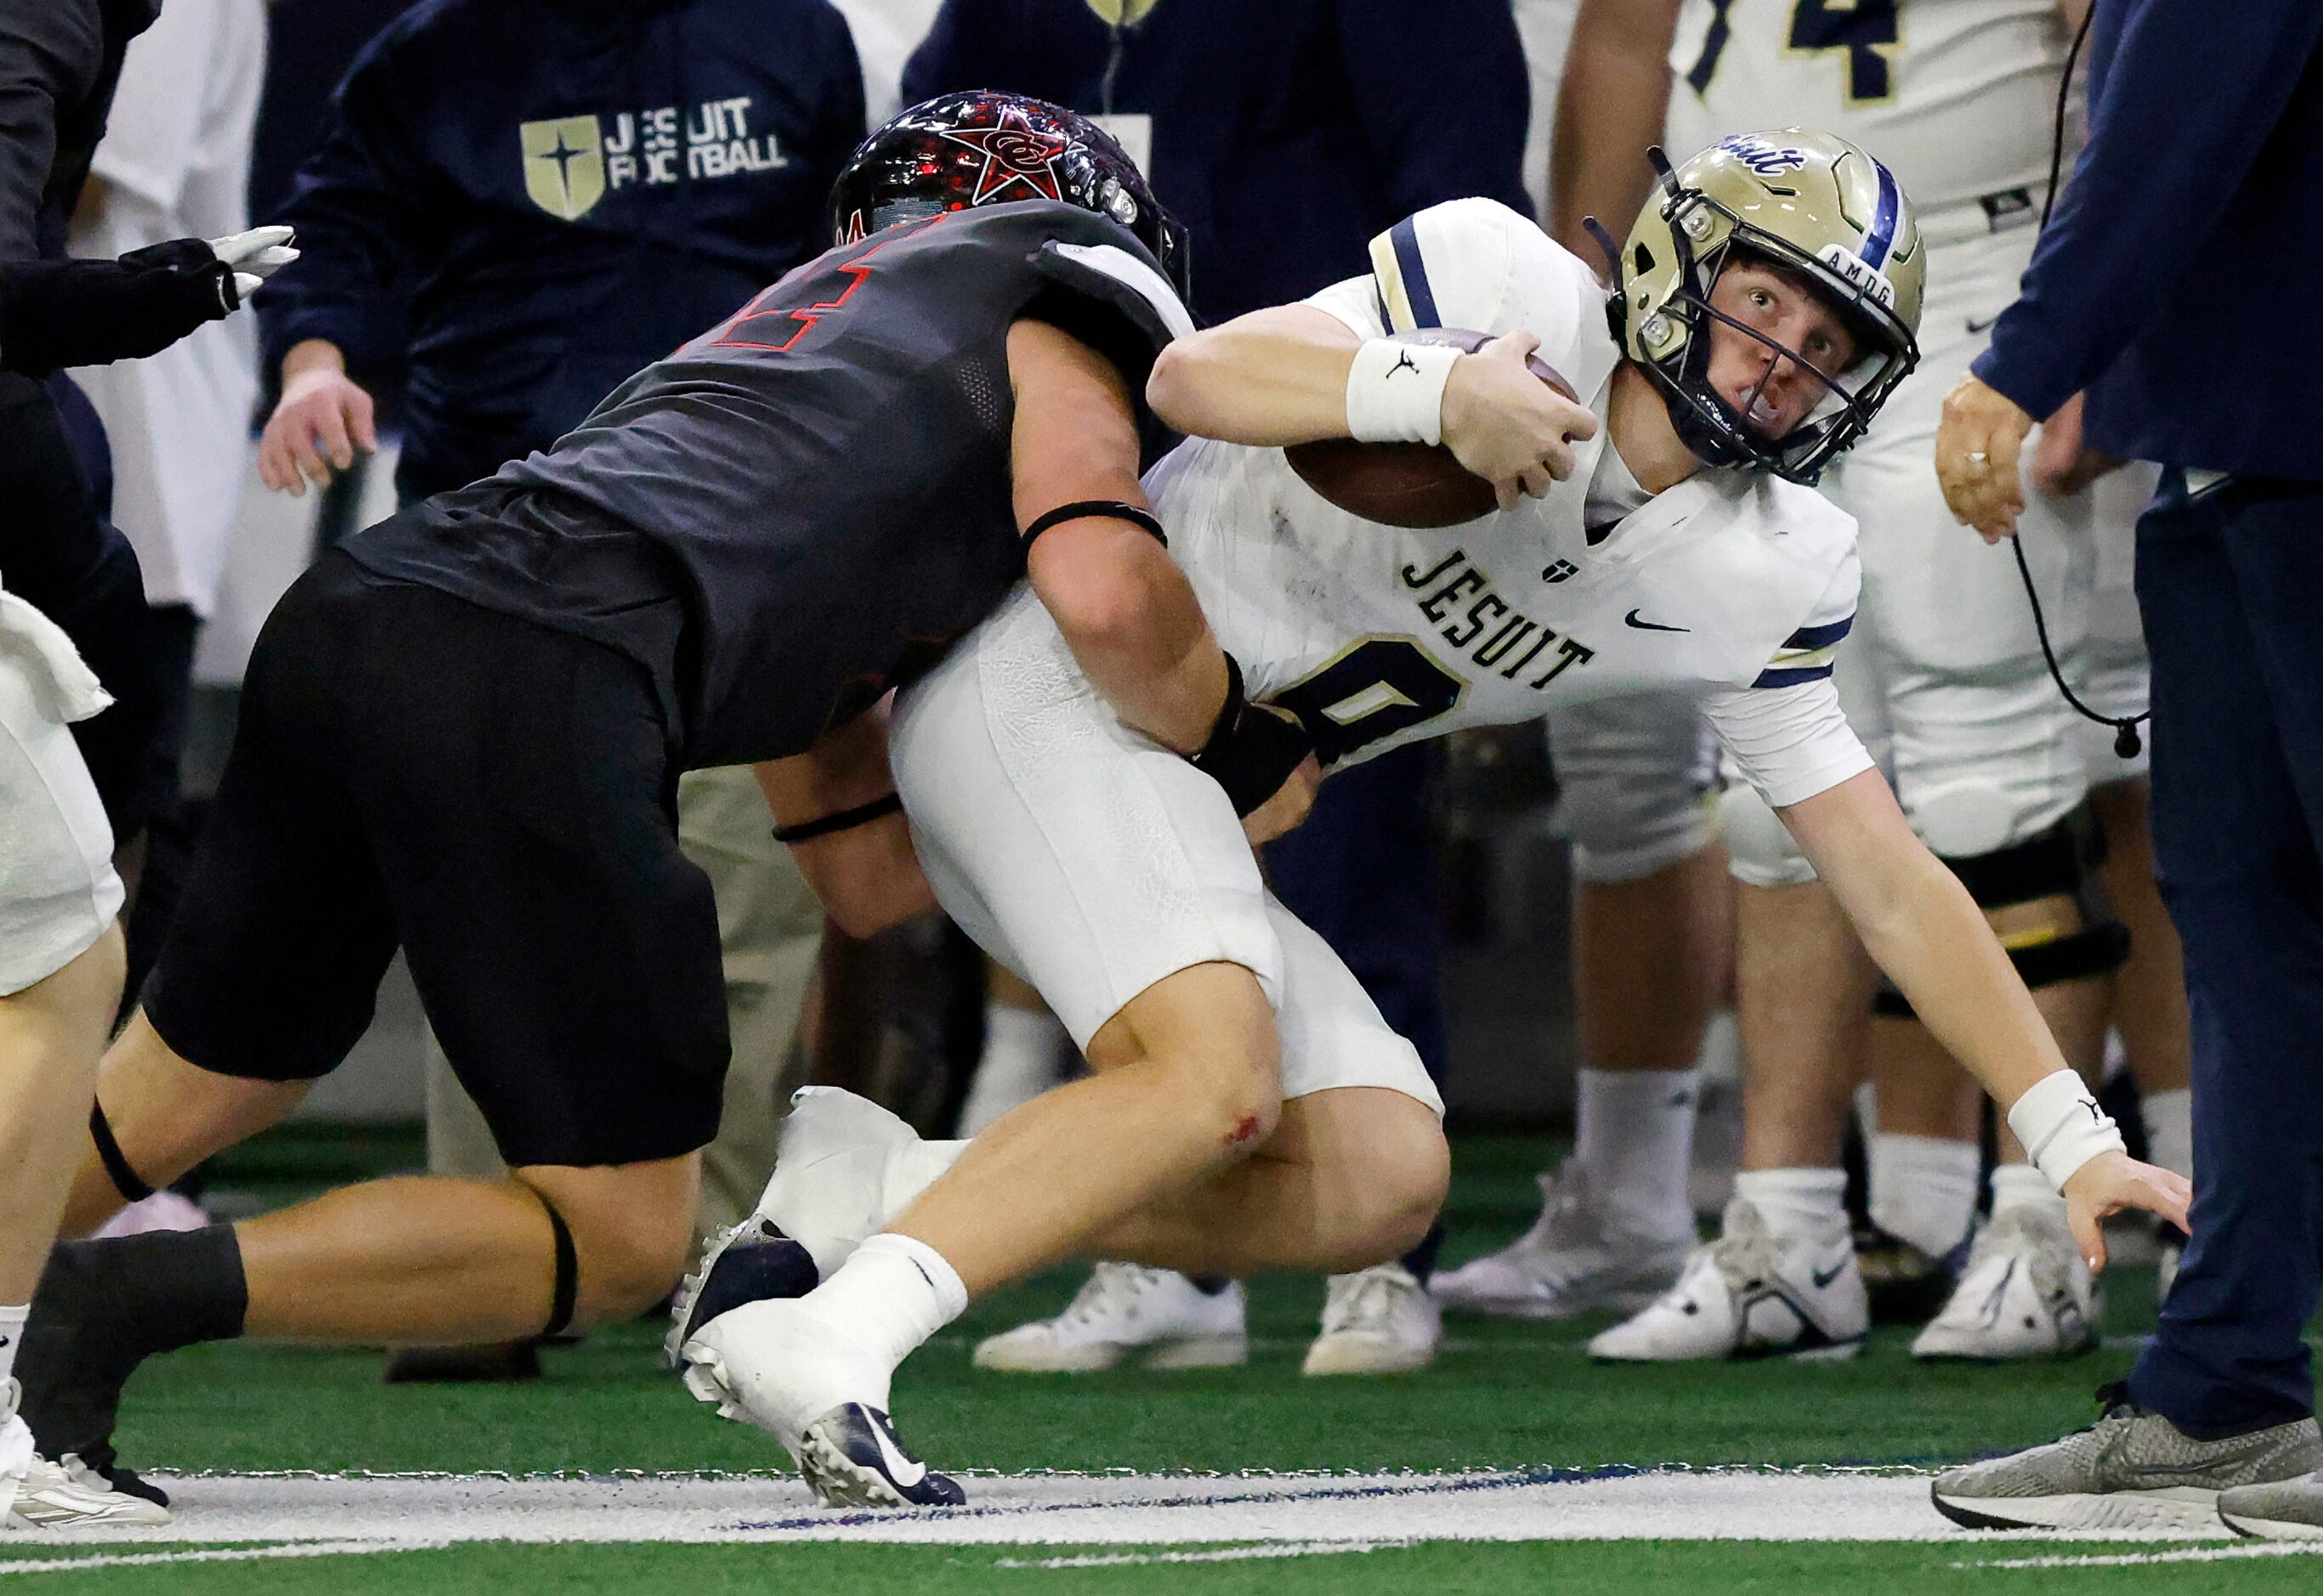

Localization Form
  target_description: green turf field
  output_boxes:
[11,1129,2314,1592]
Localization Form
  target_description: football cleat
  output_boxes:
[1304,1264,1441,1377]
[680,1296,961,1507]
[796,1403,965,1509]
[1589,1197,1867,1362]
[1911,1206,2099,1362]
[664,1218,820,1373]
[753,1087,924,1281]
[1934,1386,2323,1533]
[973,1264,1246,1372]
[1855,1222,1969,1326]
[1431,1162,1692,1321]
[0,1389,167,1528]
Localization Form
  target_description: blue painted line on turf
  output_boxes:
[713,1464,1652,1533]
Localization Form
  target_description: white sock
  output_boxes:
[1868,1134,1980,1257]
[880,1138,969,1227]
[1574,1066,1700,1240]
[2140,1087,2193,1182]
[1733,1167,1847,1242]
[802,1232,969,1375]
[0,1304,22,1389]
[1990,1162,2063,1219]
[960,1004,1070,1135]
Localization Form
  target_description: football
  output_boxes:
[1284,328,1583,529]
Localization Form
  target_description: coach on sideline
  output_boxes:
[1931,0,2323,1536]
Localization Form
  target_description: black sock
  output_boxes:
[1399,1223,1445,1288]
[1187,1273,1234,1296]
[17,1224,247,1501]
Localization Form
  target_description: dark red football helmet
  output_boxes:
[829,91,1192,307]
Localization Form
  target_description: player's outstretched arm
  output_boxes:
[1149,307,1593,501]
[1777,770,2192,1267]
[756,701,936,938]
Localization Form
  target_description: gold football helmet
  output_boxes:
[1590,130,1924,484]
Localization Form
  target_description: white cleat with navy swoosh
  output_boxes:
[1589,1198,1867,1362]
[680,1298,961,1508]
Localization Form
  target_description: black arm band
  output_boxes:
[772,790,904,844]
[1022,500,1168,548]
[1187,654,1315,817]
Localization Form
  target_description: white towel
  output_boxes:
[0,589,113,724]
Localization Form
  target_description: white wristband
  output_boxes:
[2006,1068,2127,1191]
[1345,338,1459,445]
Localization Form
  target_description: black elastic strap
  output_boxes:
[1022,499,1167,548]
[773,790,903,844]
[1873,924,2131,1017]
[1941,817,2083,910]
[538,1192,579,1338]
[89,1101,155,1203]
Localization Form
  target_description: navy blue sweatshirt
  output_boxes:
[1974,0,2323,481]
[901,0,1531,324]
[257,0,865,498]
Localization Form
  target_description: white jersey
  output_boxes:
[1663,0,2069,225]
[1152,198,1871,810]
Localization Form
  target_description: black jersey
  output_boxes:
[342,199,1189,766]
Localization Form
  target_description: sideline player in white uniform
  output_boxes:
[0,590,166,1527]
[672,134,2189,1506]
[1555,0,2190,1366]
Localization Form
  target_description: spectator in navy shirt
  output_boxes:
[257,0,866,502]
[1931,0,2323,1538]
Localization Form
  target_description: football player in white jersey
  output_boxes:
[1558,0,2191,1367]
[670,134,2188,1505]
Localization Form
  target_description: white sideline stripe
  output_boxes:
[1963,1542,2323,1570]
[995,1539,1410,1569]
[0,1539,448,1576]
[2,1468,2232,1552]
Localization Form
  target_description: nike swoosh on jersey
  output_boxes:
[1623,609,1689,633]
[1966,314,1999,335]
[1810,1262,1848,1289]
[867,1409,927,1488]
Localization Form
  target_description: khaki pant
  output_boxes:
[424,764,824,1245]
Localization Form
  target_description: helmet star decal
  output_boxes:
[938,107,1072,204]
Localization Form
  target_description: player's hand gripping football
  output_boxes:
[260,339,379,495]
[2060,1149,2193,1274]
[1440,331,1601,510]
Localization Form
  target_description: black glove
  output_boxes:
[1188,654,1314,817]
[0,240,237,375]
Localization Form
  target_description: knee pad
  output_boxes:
[1549,697,1719,884]
[1718,780,1817,890]
[89,1100,156,1203]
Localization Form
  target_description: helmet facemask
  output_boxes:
[1642,192,1917,484]
[1592,134,1924,487]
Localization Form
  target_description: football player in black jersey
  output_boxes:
[15,93,1583,1511]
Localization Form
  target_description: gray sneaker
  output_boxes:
[2218,1469,2323,1540]
[1932,1384,2323,1532]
